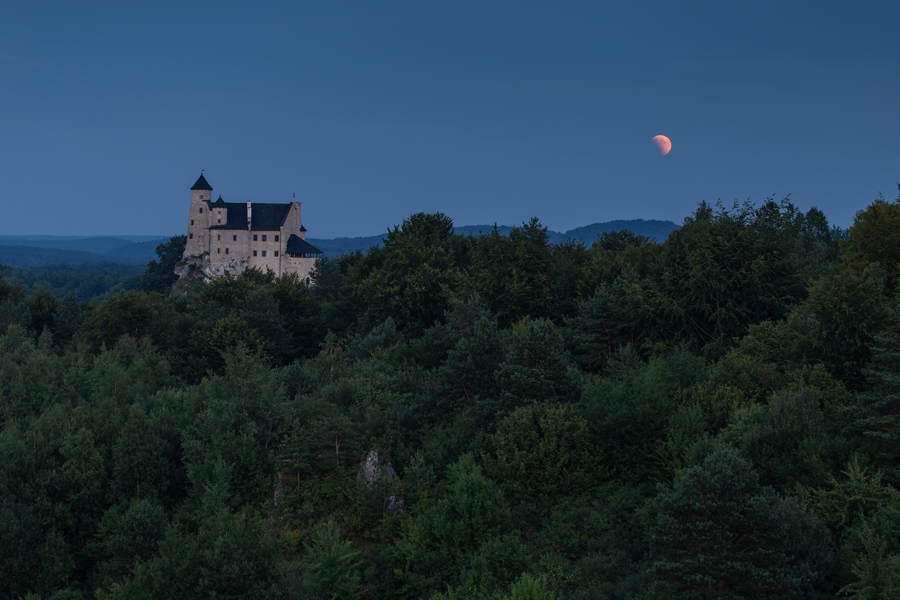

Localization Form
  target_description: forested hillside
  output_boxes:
[1,195,899,599]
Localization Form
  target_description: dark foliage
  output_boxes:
[1,194,898,599]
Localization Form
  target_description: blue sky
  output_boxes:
[1,1,898,237]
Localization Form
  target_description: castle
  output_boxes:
[181,173,324,283]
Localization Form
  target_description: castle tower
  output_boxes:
[185,172,213,257]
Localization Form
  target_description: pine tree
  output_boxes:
[652,448,831,598]
[845,312,900,485]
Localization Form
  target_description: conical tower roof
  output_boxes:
[191,173,213,191]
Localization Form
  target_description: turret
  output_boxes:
[185,172,213,258]
[191,172,213,202]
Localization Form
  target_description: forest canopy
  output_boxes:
[1,194,899,599]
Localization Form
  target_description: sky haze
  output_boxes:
[1,1,898,236]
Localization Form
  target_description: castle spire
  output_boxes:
[191,172,213,191]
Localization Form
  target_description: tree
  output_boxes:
[137,235,186,294]
[94,498,168,587]
[80,292,177,351]
[839,525,900,600]
[0,499,41,598]
[108,509,304,599]
[803,264,888,386]
[468,219,554,327]
[656,199,808,348]
[652,448,832,599]
[52,292,83,346]
[353,212,465,336]
[393,455,511,598]
[28,285,60,336]
[434,296,503,418]
[494,319,581,416]
[301,521,362,600]
[111,405,169,503]
[843,192,900,292]
[490,403,595,496]
[503,573,557,600]
[568,267,653,372]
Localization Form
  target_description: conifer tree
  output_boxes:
[652,448,831,598]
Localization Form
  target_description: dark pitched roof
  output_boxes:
[209,202,292,231]
[211,196,227,208]
[191,173,213,191]
[286,234,324,257]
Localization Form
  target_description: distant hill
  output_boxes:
[0,236,136,254]
[0,220,679,266]
[107,239,170,259]
[557,219,680,245]
[0,236,168,267]
[0,245,118,267]
[308,218,679,257]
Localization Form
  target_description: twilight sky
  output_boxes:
[1,1,898,237]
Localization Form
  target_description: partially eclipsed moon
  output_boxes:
[652,135,672,156]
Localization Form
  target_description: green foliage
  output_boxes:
[301,521,362,600]
[137,235,186,294]
[844,318,900,483]
[656,199,810,347]
[490,403,595,496]
[467,219,554,327]
[353,212,465,336]
[652,448,832,598]
[93,498,168,587]
[52,293,84,346]
[392,455,511,597]
[802,263,889,386]
[111,404,169,502]
[0,262,144,301]
[568,267,653,372]
[81,291,177,351]
[843,192,900,291]
[503,573,557,600]
[494,318,581,416]
[108,509,303,600]
[0,196,897,598]
[733,388,836,491]
[28,285,60,335]
[431,455,511,559]
[433,296,503,419]
[582,349,704,484]
[839,525,900,600]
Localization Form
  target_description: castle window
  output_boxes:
[233,235,237,241]
[199,207,203,213]
[200,194,204,199]
[191,219,194,226]
[262,250,266,257]
[274,235,279,242]
[274,251,279,257]
[226,248,229,254]
[262,235,267,242]
[253,235,258,241]
[253,250,257,257]
[217,234,220,241]
[217,210,221,215]
[306,277,310,285]
[189,233,193,239]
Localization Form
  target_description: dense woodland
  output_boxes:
[1,193,899,599]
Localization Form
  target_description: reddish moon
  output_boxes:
[652,135,672,155]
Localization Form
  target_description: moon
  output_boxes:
[652,135,672,156]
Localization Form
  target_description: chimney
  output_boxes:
[246,201,252,230]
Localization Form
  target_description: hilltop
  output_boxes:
[0,219,678,266]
